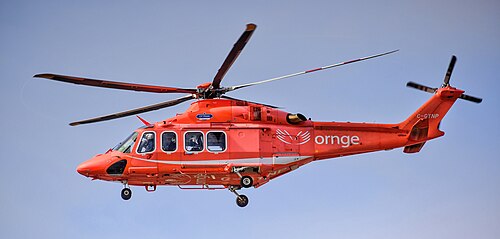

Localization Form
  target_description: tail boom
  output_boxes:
[311,86,465,159]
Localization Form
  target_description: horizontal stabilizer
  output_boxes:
[403,142,426,153]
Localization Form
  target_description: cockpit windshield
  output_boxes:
[112,132,138,153]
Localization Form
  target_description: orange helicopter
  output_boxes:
[35,24,482,207]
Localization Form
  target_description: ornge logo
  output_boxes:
[276,129,311,145]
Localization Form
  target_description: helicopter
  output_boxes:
[35,23,482,207]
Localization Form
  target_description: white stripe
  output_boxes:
[128,155,312,165]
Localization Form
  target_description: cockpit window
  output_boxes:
[161,132,177,152]
[113,132,138,153]
[185,132,203,152]
[207,131,226,152]
[137,132,155,154]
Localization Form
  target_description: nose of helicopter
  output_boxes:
[76,156,107,177]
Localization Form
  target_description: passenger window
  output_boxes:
[207,132,226,152]
[137,132,155,153]
[161,132,177,152]
[185,132,203,152]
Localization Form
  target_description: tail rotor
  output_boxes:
[406,55,482,104]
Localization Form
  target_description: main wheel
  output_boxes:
[240,176,253,188]
[121,188,132,200]
[236,195,249,207]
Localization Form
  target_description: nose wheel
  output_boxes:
[229,186,249,207]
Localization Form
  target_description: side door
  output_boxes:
[228,128,261,163]
[156,130,182,174]
[129,130,159,176]
[180,130,205,167]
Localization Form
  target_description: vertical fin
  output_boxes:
[399,87,464,140]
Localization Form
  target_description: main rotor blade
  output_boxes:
[34,73,197,94]
[226,50,399,92]
[406,81,437,94]
[443,55,457,86]
[69,94,195,126]
[211,23,257,89]
[221,95,279,108]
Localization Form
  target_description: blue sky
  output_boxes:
[1,1,499,238]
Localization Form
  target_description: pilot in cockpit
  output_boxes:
[139,133,155,153]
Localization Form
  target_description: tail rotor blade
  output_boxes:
[443,55,457,86]
[69,94,195,126]
[406,81,437,94]
[459,93,482,103]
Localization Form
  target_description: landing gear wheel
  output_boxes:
[236,195,249,207]
[240,176,253,188]
[121,188,132,200]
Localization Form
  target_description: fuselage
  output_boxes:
[77,98,422,188]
